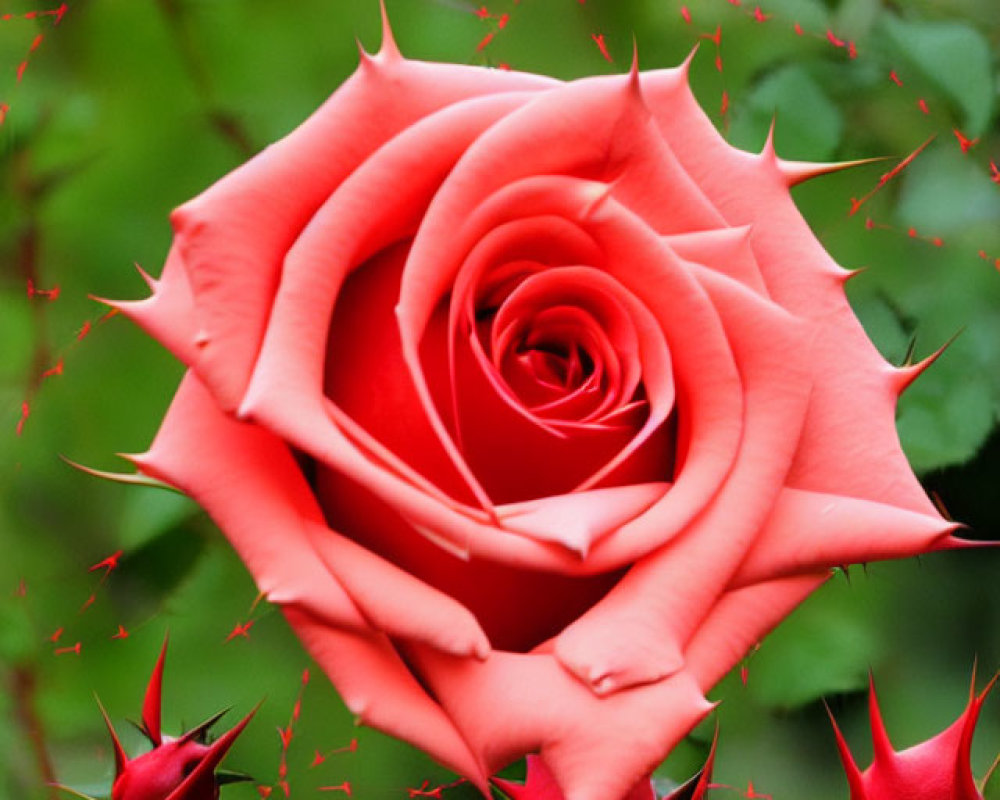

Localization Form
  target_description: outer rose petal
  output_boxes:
[284,607,488,789]
[134,374,500,782]
[642,67,936,517]
[111,246,198,367]
[409,646,712,800]
[553,219,814,694]
[175,35,556,412]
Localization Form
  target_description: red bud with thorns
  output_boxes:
[84,637,257,800]
[828,671,997,800]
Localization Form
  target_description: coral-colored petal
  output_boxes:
[555,264,813,695]
[495,483,667,557]
[684,573,828,692]
[643,68,936,517]
[111,247,198,367]
[283,606,487,789]
[175,51,555,412]
[139,373,490,659]
[410,646,712,800]
[733,488,964,587]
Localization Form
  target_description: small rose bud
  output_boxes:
[97,638,256,800]
[828,673,997,800]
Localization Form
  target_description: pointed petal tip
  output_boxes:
[133,262,158,290]
[378,0,402,60]
[59,454,173,490]
[779,156,886,186]
[355,35,372,63]
[179,707,232,745]
[94,694,128,777]
[892,330,961,394]
[838,265,867,284]
[825,700,865,789]
[866,677,896,761]
[680,42,700,75]
[629,35,640,82]
[759,118,778,162]
[87,293,120,310]
[141,636,169,746]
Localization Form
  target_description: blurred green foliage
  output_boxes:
[2,0,998,798]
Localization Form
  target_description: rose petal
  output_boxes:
[283,606,487,789]
[732,488,967,587]
[317,462,624,651]
[643,67,937,516]
[175,44,556,412]
[111,246,199,367]
[682,572,829,692]
[554,263,814,694]
[241,91,546,517]
[409,646,712,800]
[495,482,668,556]
[138,372,492,661]
[136,372,363,631]
[661,226,768,298]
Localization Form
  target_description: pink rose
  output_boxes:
[117,15,966,800]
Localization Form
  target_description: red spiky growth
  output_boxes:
[662,731,716,800]
[493,755,657,799]
[828,672,997,800]
[98,637,257,800]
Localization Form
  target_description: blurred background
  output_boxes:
[1,0,999,797]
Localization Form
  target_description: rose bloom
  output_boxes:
[115,16,967,800]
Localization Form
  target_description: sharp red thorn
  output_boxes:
[225,620,254,642]
[16,402,30,436]
[680,6,691,23]
[953,128,978,153]
[476,31,495,51]
[826,29,846,48]
[89,550,122,573]
[142,635,169,746]
[376,0,401,60]
[591,32,613,63]
[41,358,64,380]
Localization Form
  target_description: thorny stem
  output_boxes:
[13,146,52,393]
[10,665,59,800]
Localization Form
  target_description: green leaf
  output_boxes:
[895,143,1000,235]
[897,369,995,473]
[880,14,995,136]
[746,573,879,709]
[729,65,844,161]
